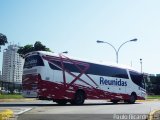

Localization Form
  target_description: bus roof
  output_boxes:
[25,51,140,73]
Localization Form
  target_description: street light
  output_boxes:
[140,58,142,73]
[62,51,68,54]
[97,38,138,63]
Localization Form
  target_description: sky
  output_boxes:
[0,0,160,74]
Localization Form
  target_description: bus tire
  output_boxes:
[128,93,136,104]
[71,91,85,105]
[55,100,67,105]
[111,100,119,104]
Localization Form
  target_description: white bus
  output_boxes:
[22,51,146,105]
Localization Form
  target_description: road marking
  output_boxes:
[0,107,32,115]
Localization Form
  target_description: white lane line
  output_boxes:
[0,107,33,115]
[14,108,33,115]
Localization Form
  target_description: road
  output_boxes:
[0,100,160,120]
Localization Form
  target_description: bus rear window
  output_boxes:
[24,55,44,68]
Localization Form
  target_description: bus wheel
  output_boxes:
[111,100,119,104]
[128,94,136,104]
[55,100,67,105]
[71,91,85,105]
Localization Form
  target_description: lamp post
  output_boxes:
[97,38,137,63]
[140,58,142,73]
[62,51,68,54]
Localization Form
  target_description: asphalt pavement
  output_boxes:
[0,100,160,120]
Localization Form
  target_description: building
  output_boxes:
[2,44,24,86]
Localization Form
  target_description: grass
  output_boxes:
[0,94,24,99]
[147,95,160,99]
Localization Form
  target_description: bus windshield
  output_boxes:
[129,71,145,89]
[24,55,44,68]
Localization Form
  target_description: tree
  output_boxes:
[0,33,8,52]
[148,75,160,95]
[0,33,8,45]
[17,45,33,57]
[34,41,46,51]
[17,41,51,57]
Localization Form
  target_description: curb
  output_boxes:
[0,98,36,102]
[0,109,14,120]
[148,109,160,120]
[136,99,160,102]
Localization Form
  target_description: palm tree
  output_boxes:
[0,33,8,52]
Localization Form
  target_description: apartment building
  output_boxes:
[2,44,24,84]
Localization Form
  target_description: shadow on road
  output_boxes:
[0,102,141,107]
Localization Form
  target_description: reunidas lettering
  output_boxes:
[100,77,127,86]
